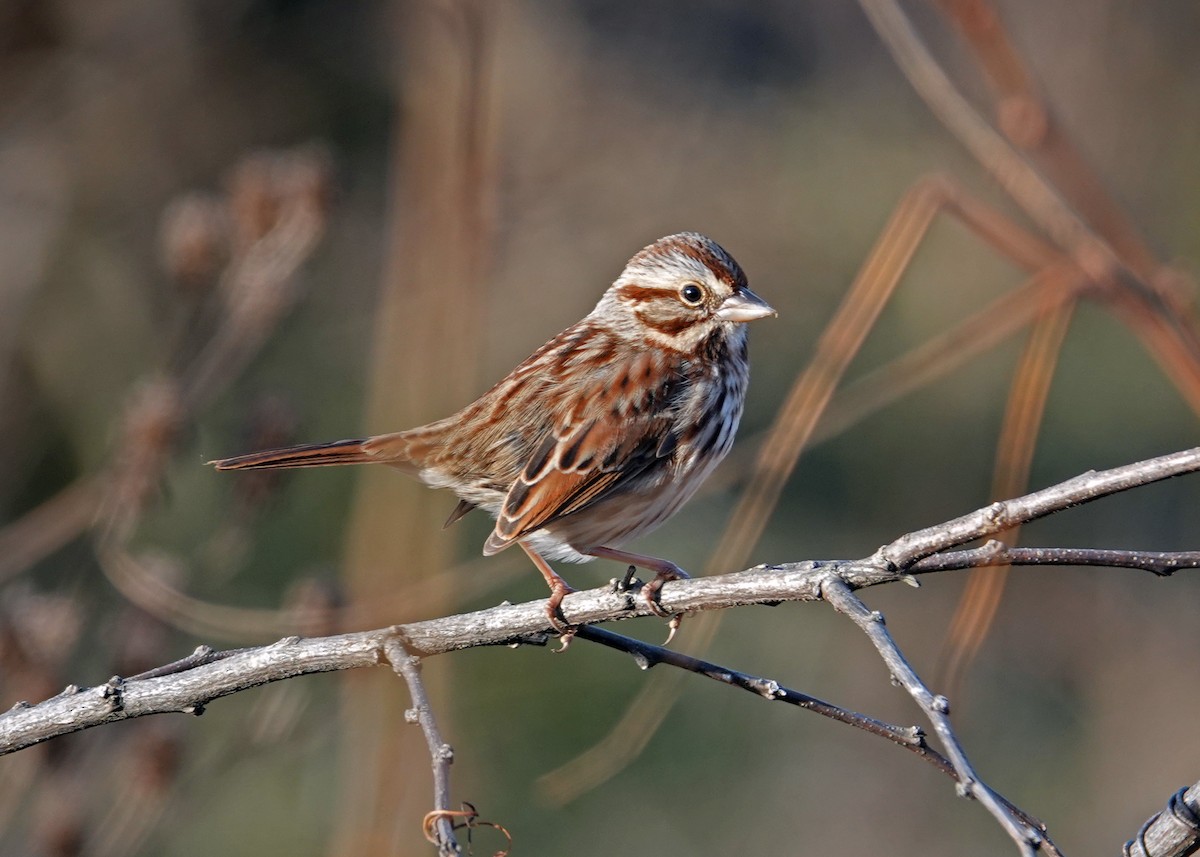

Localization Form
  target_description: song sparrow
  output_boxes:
[211,232,774,638]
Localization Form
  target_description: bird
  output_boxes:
[210,232,774,640]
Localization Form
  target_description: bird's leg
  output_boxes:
[519,542,577,646]
[586,546,688,642]
[587,546,689,606]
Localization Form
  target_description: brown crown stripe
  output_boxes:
[689,247,744,290]
[647,235,745,289]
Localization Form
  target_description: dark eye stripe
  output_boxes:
[635,311,695,336]
[615,284,665,304]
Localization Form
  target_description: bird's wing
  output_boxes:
[482,351,683,555]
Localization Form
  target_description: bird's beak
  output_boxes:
[716,288,776,323]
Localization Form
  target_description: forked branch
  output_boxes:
[1,447,1198,855]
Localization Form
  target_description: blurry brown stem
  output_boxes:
[715,174,1058,579]
[177,211,321,414]
[860,0,1200,394]
[0,477,103,584]
[702,258,1082,496]
[940,293,1075,693]
[814,260,1081,445]
[92,545,525,645]
[1106,291,1200,417]
[95,547,326,643]
[932,0,1160,279]
[859,0,1109,265]
[332,3,497,851]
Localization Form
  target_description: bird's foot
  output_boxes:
[545,580,578,652]
[640,565,689,643]
[586,546,689,644]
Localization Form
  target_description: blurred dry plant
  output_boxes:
[538,0,1200,802]
[0,142,332,855]
[330,2,497,854]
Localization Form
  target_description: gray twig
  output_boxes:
[574,624,1060,851]
[574,625,954,775]
[0,633,385,754]
[385,637,459,856]
[875,447,1200,568]
[910,542,1200,576]
[820,576,1045,856]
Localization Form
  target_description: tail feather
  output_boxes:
[209,438,373,471]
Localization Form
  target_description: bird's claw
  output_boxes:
[546,582,577,652]
[642,567,689,644]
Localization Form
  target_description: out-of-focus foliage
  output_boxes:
[1,1,1198,855]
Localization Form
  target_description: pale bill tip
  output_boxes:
[716,288,776,323]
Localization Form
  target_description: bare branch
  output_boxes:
[876,446,1200,568]
[911,542,1200,576]
[1,447,1197,854]
[573,625,954,775]
[820,576,1044,855]
[0,634,385,755]
[384,638,459,857]
[3,447,1199,756]
[2,533,1195,760]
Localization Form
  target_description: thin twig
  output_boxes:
[876,446,1200,568]
[573,623,1059,853]
[820,576,1044,856]
[573,625,952,773]
[384,638,459,857]
[912,542,1200,576]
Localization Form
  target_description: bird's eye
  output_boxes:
[679,283,705,306]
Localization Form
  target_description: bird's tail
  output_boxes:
[209,438,374,471]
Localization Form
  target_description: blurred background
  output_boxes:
[1,1,1198,854]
